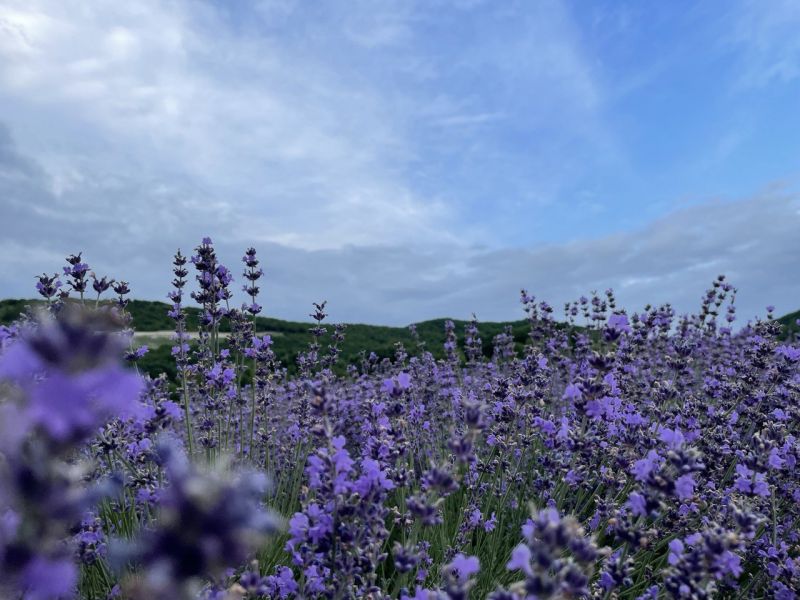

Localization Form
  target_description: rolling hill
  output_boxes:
[0,298,531,379]
[2,299,796,380]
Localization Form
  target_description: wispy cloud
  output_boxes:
[2,122,797,324]
[0,0,617,251]
[726,0,800,87]
[0,0,459,250]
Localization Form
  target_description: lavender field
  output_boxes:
[0,240,797,599]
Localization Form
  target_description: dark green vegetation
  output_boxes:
[0,299,530,379]
[777,308,800,341]
[2,299,796,381]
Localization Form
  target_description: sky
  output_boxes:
[0,0,798,325]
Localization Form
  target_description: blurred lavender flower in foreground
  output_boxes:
[0,305,144,599]
[0,306,143,448]
[111,439,280,600]
[500,507,604,599]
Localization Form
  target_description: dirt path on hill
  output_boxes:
[133,330,281,346]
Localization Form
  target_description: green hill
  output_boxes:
[776,309,799,342]
[0,298,530,379]
[3,298,796,380]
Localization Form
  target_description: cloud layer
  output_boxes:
[0,0,798,324]
[2,120,797,324]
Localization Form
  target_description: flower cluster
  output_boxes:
[0,243,797,599]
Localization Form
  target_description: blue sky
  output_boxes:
[0,0,798,324]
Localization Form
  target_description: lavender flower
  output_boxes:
[1,252,797,600]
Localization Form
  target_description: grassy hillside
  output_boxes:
[777,309,800,342]
[3,298,797,380]
[0,299,531,379]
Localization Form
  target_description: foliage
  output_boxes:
[0,242,798,599]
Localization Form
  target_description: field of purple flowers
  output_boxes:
[1,237,799,599]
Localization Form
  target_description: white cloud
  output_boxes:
[0,0,455,250]
[1,121,796,325]
[2,1,795,326]
[0,0,618,253]
[727,0,800,87]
